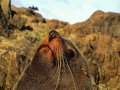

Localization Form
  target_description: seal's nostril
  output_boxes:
[49,30,58,41]
[50,31,56,38]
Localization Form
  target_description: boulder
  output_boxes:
[1,0,11,19]
[0,0,12,37]
[0,4,9,36]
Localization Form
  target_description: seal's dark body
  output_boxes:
[14,31,92,90]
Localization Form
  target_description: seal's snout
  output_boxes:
[49,30,59,42]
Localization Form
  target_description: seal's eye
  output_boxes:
[49,30,58,41]
[66,49,75,59]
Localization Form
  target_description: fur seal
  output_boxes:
[14,30,92,90]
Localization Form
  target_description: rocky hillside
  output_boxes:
[0,0,120,90]
[62,10,120,90]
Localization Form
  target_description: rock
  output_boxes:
[9,14,26,30]
[1,0,11,19]
[47,19,69,29]
[25,9,36,16]
[64,11,120,37]
[0,4,9,37]
[0,0,12,37]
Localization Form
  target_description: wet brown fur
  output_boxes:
[14,30,92,90]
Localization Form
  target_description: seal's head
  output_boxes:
[14,30,92,90]
[38,30,78,65]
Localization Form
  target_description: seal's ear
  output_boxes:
[66,49,75,59]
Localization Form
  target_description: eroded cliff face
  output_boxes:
[0,1,120,90]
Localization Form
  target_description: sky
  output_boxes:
[11,0,120,24]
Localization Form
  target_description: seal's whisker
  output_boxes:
[64,57,77,90]
[55,46,63,90]
[45,62,59,86]
[62,55,66,73]
[55,57,61,90]
[45,47,60,86]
